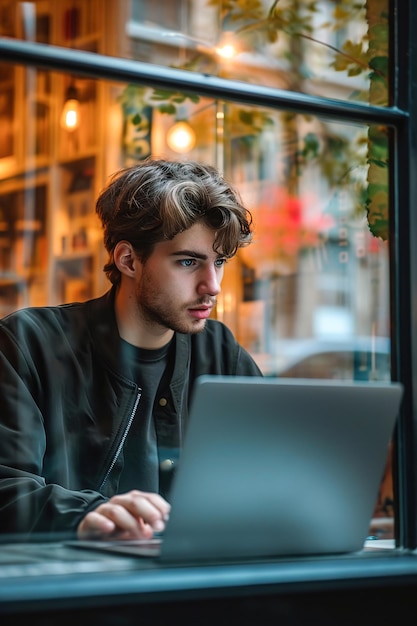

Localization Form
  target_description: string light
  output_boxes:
[215,43,236,59]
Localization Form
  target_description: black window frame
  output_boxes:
[0,0,415,551]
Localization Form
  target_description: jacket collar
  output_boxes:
[85,287,125,374]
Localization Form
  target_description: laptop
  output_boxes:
[72,376,403,564]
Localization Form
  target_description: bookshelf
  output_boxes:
[0,0,106,312]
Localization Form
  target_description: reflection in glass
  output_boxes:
[118,81,391,385]
[0,61,393,537]
[213,105,390,385]
[124,0,389,106]
[0,66,391,381]
[4,1,390,106]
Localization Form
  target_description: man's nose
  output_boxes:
[197,266,222,296]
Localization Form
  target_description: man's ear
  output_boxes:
[114,241,139,277]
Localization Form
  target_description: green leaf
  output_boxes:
[369,55,389,76]
[189,94,200,103]
[157,103,177,114]
[301,132,320,158]
[239,110,255,125]
[368,158,388,168]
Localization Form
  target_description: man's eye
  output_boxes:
[215,258,227,267]
[179,259,195,267]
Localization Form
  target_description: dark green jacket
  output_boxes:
[0,289,262,537]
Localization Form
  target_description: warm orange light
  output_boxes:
[166,121,196,153]
[61,99,80,130]
[215,31,238,60]
[60,85,80,131]
[215,43,236,59]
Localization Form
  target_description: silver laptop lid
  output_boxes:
[160,376,403,563]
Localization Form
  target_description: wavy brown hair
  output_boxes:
[96,158,253,285]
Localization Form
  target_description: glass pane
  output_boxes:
[2,0,390,106]
[221,111,391,383]
[129,0,390,105]
[0,68,393,541]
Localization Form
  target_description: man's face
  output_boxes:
[134,221,227,334]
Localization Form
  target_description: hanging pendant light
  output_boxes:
[60,82,80,131]
[167,120,196,154]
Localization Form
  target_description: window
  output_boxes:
[0,0,415,551]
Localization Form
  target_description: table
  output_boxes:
[0,541,416,625]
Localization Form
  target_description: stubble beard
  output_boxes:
[136,284,208,335]
[143,303,207,335]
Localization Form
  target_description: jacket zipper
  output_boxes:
[99,390,142,492]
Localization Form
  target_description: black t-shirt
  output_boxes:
[117,337,177,498]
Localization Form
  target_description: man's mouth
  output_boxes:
[187,304,213,320]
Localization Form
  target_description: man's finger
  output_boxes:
[110,490,171,528]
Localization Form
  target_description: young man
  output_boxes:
[0,159,262,540]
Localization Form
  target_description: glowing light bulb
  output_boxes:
[166,121,196,153]
[61,85,80,130]
[216,43,236,59]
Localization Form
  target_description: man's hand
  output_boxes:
[77,490,171,540]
